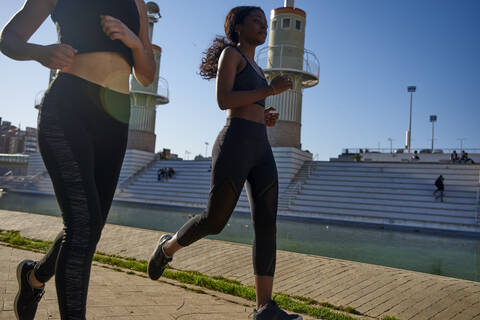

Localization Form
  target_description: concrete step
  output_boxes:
[300,183,476,198]
[305,175,478,186]
[288,204,476,225]
[311,166,479,175]
[117,192,251,209]
[309,171,477,182]
[297,189,476,204]
[278,209,480,233]
[135,173,292,182]
[292,195,474,212]
[303,179,478,192]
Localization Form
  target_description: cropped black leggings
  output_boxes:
[32,73,130,320]
[177,117,278,276]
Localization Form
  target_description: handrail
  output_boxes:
[476,189,479,224]
[476,169,480,224]
[0,171,46,189]
[287,181,303,208]
[307,161,315,178]
[342,147,480,154]
[286,161,314,207]
[118,155,159,191]
[25,171,47,188]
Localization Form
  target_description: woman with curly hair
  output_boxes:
[148,6,301,320]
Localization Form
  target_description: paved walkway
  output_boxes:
[1,246,260,320]
[1,210,480,320]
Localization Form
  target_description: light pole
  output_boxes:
[430,115,437,152]
[457,138,466,150]
[204,142,209,157]
[406,86,416,153]
[388,138,394,153]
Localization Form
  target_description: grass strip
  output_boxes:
[0,229,401,320]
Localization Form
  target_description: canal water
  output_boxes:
[1,191,479,282]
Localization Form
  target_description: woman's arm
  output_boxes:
[0,0,77,69]
[131,0,155,86]
[101,0,155,87]
[216,46,292,110]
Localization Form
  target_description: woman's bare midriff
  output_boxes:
[227,104,265,124]
[59,51,132,94]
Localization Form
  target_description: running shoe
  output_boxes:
[14,260,44,320]
[148,234,173,280]
[253,300,303,320]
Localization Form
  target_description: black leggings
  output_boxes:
[32,73,130,320]
[176,117,278,276]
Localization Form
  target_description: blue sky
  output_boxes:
[1,0,479,160]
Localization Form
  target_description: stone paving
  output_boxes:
[1,209,480,320]
[0,246,262,320]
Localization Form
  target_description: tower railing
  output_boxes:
[130,76,169,105]
[156,76,170,104]
[256,45,320,87]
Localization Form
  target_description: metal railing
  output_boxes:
[288,181,303,208]
[130,76,169,105]
[476,169,480,224]
[256,45,320,87]
[286,162,316,208]
[0,171,46,189]
[156,76,170,103]
[0,154,30,163]
[305,161,315,178]
[342,147,480,154]
[34,90,46,109]
[118,155,160,192]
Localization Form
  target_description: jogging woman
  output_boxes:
[0,0,155,318]
[147,6,302,320]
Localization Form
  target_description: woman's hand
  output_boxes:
[35,44,77,70]
[264,107,279,127]
[269,74,293,95]
[101,15,141,50]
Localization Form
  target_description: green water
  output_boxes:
[1,191,479,282]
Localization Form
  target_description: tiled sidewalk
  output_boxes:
[1,209,480,320]
[0,245,258,319]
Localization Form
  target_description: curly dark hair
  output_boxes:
[199,6,264,80]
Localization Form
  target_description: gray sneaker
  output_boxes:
[253,300,303,320]
[148,234,173,280]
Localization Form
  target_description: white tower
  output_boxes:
[257,0,319,149]
[127,1,169,153]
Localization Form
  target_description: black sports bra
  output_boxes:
[51,0,140,67]
[232,47,269,108]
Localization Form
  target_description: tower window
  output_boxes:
[282,18,290,29]
[296,20,302,30]
[272,20,277,29]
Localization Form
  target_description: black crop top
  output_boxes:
[51,0,140,67]
[232,47,269,108]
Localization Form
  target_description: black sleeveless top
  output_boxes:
[232,47,269,108]
[51,0,140,67]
